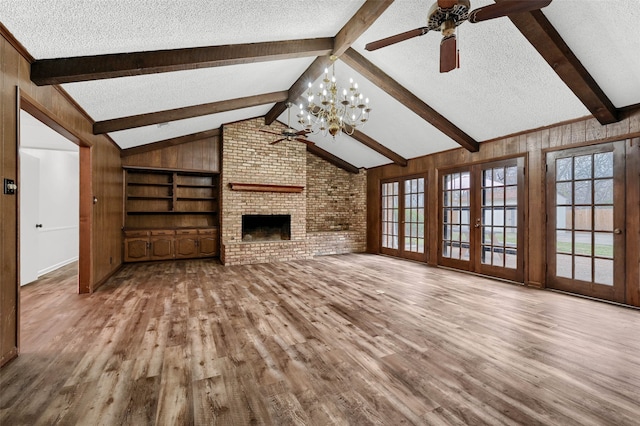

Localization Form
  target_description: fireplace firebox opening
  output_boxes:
[242,214,291,242]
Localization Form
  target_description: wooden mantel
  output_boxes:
[229,182,304,193]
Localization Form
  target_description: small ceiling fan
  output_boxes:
[259,103,313,145]
[365,0,552,73]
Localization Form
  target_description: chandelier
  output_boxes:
[297,55,371,138]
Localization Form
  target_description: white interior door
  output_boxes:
[20,150,40,286]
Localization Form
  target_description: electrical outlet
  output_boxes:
[3,178,17,195]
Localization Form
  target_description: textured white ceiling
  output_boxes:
[62,58,314,120]
[543,0,640,108]
[1,0,639,167]
[0,0,365,58]
[351,0,591,142]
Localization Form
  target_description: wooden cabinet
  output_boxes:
[122,166,220,263]
[175,230,199,259]
[123,166,219,229]
[123,228,218,263]
[150,230,175,260]
[198,229,219,257]
[124,230,150,262]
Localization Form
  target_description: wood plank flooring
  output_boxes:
[1,254,639,425]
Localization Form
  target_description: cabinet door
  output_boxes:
[124,238,149,262]
[198,235,218,257]
[150,237,174,260]
[175,237,198,258]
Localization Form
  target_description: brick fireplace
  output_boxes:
[220,117,366,266]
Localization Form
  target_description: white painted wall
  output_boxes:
[19,109,79,286]
[21,148,79,282]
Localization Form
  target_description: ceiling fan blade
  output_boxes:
[365,27,430,51]
[438,0,458,8]
[270,138,286,145]
[260,129,284,136]
[296,138,315,146]
[295,129,311,136]
[440,35,458,73]
[468,0,552,23]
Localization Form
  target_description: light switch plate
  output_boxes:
[3,178,16,195]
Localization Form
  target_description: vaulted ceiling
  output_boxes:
[1,0,639,170]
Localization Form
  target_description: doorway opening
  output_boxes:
[19,110,79,287]
[19,92,92,294]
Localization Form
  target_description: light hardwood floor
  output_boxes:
[1,254,639,425]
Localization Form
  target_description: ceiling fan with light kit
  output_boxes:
[365,0,552,72]
[259,103,314,146]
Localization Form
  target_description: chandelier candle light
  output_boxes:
[298,55,371,138]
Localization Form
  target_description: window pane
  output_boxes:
[493,187,505,206]
[482,188,492,206]
[556,182,572,204]
[574,181,592,204]
[594,152,613,178]
[594,179,613,204]
[556,157,573,181]
[556,230,572,254]
[594,258,613,286]
[594,206,613,231]
[574,206,592,230]
[594,232,613,259]
[574,231,592,256]
[483,227,493,244]
[557,254,572,278]
[482,245,491,264]
[556,205,572,230]
[574,155,592,180]
[505,208,517,227]
[482,208,492,225]
[484,169,493,186]
[574,256,592,282]
[492,168,505,185]
[505,166,518,185]
[505,227,517,248]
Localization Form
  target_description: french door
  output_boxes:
[381,175,426,261]
[546,142,625,302]
[438,158,525,282]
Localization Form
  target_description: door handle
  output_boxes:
[614,228,622,234]
[474,218,481,228]
[35,224,43,228]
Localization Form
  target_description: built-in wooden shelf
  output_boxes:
[229,183,304,193]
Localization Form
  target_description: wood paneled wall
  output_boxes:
[367,109,640,306]
[1,28,123,366]
[122,137,220,172]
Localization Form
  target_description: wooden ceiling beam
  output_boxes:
[344,127,407,166]
[30,38,334,86]
[341,48,479,152]
[306,144,360,174]
[500,1,618,125]
[332,0,394,57]
[265,56,333,124]
[95,91,287,134]
[120,128,220,157]
[265,0,394,125]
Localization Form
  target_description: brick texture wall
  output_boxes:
[221,117,366,265]
[306,152,367,255]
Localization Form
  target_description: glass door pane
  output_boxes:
[439,158,524,282]
[442,171,471,261]
[480,165,518,269]
[404,177,425,254]
[547,142,625,303]
[381,182,399,251]
[381,176,426,260]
